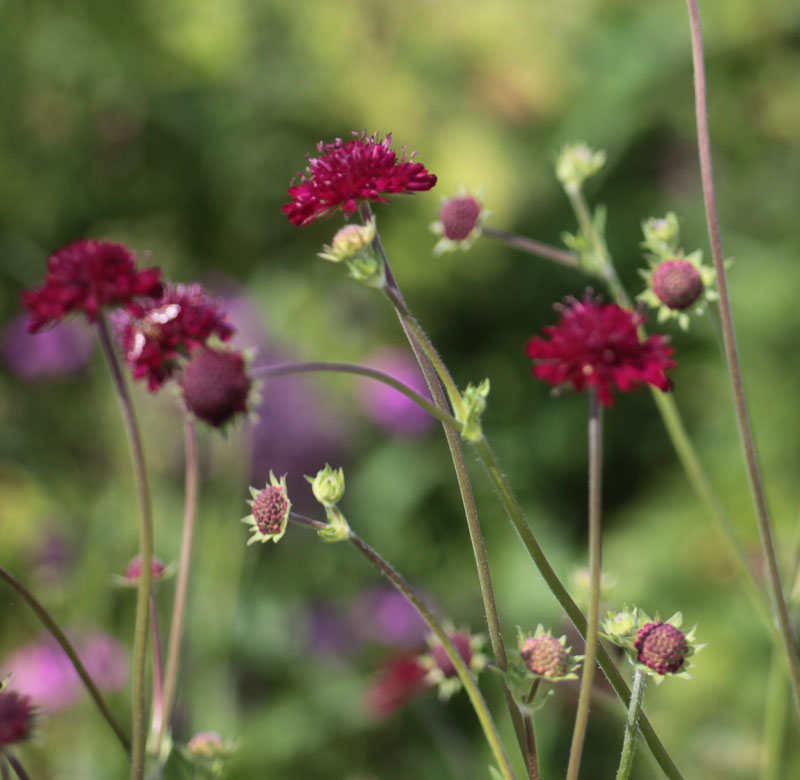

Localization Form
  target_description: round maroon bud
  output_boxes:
[439,197,481,241]
[180,348,251,428]
[124,555,166,585]
[652,259,704,311]
[0,690,34,747]
[251,484,289,537]
[431,633,472,678]
[520,635,568,678]
[634,621,689,675]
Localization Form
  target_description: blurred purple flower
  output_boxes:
[27,528,75,585]
[359,348,434,436]
[351,587,427,648]
[302,602,358,658]
[2,313,92,379]
[3,633,127,714]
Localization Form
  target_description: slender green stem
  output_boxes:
[481,226,582,270]
[685,0,800,720]
[156,415,199,753]
[1,757,9,780]
[289,513,518,780]
[360,202,530,762]
[254,361,461,431]
[4,755,30,780]
[96,314,153,779]
[523,679,542,780]
[761,650,788,780]
[615,668,647,780]
[471,436,684,780]
[566,392,604,780]
[0,565,130,752]
[148,594,164,753]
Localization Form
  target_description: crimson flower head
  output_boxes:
[22,240,163,333]
[525,294,675,407]
[180,347,252,428]
[115,283,234,390]
[0,690,34,748]
[365,654,427,719]
[283,132,437,226]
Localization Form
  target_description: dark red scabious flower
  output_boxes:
[180,347,252,428]
[365,654,427,718]
[634,621,689,675]
[282,132,437,226]
[22,240,163,333]
[116,283,234,390]
[0,690,34,747]
[525,294,675,407]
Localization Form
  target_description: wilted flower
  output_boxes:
[525,293,675,407]
[22,239,162,332]
[115,283,234,390]
[242,472,291,544]
[180,347,253,428]
[283,132,437,226]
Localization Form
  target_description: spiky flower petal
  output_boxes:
[525,293,675,407]
[283,132,437,226]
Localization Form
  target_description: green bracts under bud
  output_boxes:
[458,379,490,442]
[317,506,351,543]
[556,143,606,192]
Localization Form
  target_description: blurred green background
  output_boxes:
[2,0,800,777]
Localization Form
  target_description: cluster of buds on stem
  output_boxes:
[319,218,385,288]
[307,464,351,543]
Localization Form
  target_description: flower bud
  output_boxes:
[306,464,345,506]
[439,196,481,241]
[242,472,291,545]
[520,635,568,679]
[180,347,252,428]
[642,213,680,254]
[634,621,689,675]
[458,379,490,442]
[652,259,704,311]
[556,143,606,192]
[116,555,169,588]
[318,219,377,263]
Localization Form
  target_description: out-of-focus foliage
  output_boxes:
[1,0,799,777]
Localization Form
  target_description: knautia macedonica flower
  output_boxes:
[365,654,428,718]
[22,240,163,332]
[430,189,489,255]
[602,607,702,683]
[518,626,580,681]
[421,629,487,700]
[242,472,291,545]
[0,689,34,748]
[115,283,234,390]
[283,132,437,226]
[525,293,675,407]
[180,347,253,428]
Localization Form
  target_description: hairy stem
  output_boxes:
[0,565,130,752]
[155,415,199,752]
[97,314,153,779]
[566,392,603,780]
[471,437,684,780]
[615,669,647,780]
[360,202,530,762]
[289,513,517,780]
[685,0,800,719]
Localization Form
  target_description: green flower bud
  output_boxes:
[458,379,490,442]
[556,143,606,192]
[318,219,377,263]
[306,464,345,507]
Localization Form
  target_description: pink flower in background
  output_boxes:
[351,587,427,648]
[360,348,434,435]
[364,654,427,719]
[4,634,127,714]
[2,314,92,379]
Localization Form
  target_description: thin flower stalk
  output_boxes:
[96,314,153,779]
[148,594,164,752]
[471,436,684,780]
[566,392,603,780]
[289,512,518,780]
[761,650,789,780]
[360,203,530,762]
[486,183,778,648]
[615,669,647,780]
[481,226,582,270]
[524,680,542,780]
[685,0,800,719]
[0,565,130,752]
[155,415,199,753]
[4,755,30,780]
